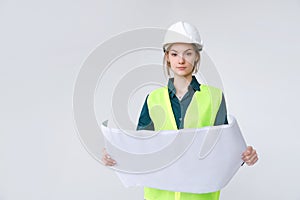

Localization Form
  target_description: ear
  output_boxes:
[165,52,170,62]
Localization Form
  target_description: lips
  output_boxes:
[177,67,187,70]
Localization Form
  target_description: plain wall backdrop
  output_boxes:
[1,0,300,199]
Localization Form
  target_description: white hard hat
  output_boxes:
[163,21,203,52]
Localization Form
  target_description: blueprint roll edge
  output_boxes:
[101,115,247,193]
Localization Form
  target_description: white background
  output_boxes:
[1,0,300,199]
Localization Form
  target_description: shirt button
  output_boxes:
[179,118,182,121]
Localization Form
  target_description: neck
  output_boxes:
[173,75,192,93]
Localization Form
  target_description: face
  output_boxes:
[166,43,199,78]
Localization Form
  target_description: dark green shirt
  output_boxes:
[137,76,228,130]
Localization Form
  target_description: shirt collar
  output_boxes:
[168,76,201,98]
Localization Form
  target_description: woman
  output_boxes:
[102,21,258,200]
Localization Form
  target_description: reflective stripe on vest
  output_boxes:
[144,84,222,200]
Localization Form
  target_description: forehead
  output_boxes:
[169,43,195,51]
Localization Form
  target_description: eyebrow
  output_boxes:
[170,49,193,52]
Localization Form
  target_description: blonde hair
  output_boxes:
[163,43,201,77]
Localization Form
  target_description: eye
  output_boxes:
[186,52,193,56]
[170,53,177,57]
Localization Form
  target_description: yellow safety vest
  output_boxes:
[145,84,223,200]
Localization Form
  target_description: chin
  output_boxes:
[177,70,193,75]
[174,72,193,78]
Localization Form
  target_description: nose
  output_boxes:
[178,55,185,64]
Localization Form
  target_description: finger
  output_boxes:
[106,157,116,164]
[248,149,257,160]
[246,154,258,166]
[247,146,253,151]
[242,150,256,163]
[105,154,116,163]
[252,156,259,165]
[242,152,250,160]
[243,153,257,163]
[242,146,253,156]
[105,160,116,166]
[101,150,117,166]
[246,156,258,166]
[102,148,110,160]
[102,157,117,166]
[103,155,116,164]
[103,149,113,159]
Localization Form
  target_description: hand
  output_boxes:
[242,146,258,166]
[101,148,117,166]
